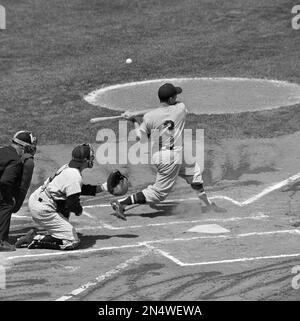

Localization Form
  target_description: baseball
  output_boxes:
[126,58,132,64]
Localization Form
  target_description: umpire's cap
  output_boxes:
[12,131,37,147]
[158,83,182,101]
[12,130,37,155]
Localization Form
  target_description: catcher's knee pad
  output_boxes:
[191,182,205,193]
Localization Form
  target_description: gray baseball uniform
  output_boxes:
[138,102,203,203]
[28,164,81,242]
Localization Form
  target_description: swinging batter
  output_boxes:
[111,83,222,220]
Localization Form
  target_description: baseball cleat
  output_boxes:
[15,229,37,248]
[110,200,127,221]
[27,240,40,249]
[208,202,227,213]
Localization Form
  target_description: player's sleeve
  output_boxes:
[65,193,82,216]
[81,184,97,196]
[137,115,151,139]
[63,179,84,216]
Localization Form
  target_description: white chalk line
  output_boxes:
[147,229,300,267]
[55,227,300,301]
[81,210,95,219]
[84,77,300,107]
[11,171,300,223]
[77,213,268,231]
[12,209,94,220]
[82,171,300,210]
[154,249,300,267]
[8,213,268,238]
[145,244,184,266]
[56,248,151,301]
[6,228,300,262]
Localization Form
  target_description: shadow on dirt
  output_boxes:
[281,181,300,194]
[124,202,228,218]
[78,233,139,249]
[125,203,178,219]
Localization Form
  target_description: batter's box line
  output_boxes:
[76,213,269,231]
[144,230,300,267]
[11,171,300,221]
[83,171,300,209]
[9,212,269,234]
[56,248,152,302]
[7,228,300,262]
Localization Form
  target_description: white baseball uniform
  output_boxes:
[138,102,203,203]
[28,164,82,242]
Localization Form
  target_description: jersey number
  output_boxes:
[159,120,175,150]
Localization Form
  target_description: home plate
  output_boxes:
[187,224,230,234]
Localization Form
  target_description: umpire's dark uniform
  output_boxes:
[0,146,23,244]
[0,131,36,251]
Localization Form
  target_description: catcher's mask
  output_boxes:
[70,143,95,169]
[12,130,37,155]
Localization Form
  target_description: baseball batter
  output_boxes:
[111,83,221,220]
[16,143,108,250]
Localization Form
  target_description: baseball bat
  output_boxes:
[90,115,123,124]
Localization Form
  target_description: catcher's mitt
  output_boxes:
[107,170,129,196]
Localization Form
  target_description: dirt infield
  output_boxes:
[3,177,300,301]
[2,131,300,301]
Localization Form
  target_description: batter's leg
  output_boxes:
[179,162,225,212]
[111,151,181,220]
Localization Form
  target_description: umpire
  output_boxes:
[0,131,37,251]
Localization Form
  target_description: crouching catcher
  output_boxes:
[16,144,107,250]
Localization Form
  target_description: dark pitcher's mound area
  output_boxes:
[85,78,300,114]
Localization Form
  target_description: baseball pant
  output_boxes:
[0,196,15,241]
[28,187,79,243]
[142,149,203,203]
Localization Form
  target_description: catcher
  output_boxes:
[16,143,128,250]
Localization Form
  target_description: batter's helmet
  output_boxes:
[158,83,182,101]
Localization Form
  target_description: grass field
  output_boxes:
[0,0,299,144]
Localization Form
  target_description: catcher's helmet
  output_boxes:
[70,143,95,168]
[12,130,37,155]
